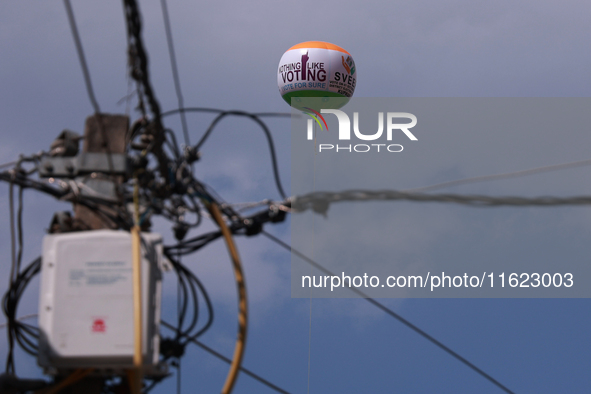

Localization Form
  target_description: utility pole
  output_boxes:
[74,114,129,230]
[46,113,130,394]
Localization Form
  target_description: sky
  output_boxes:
[1,0,591,393]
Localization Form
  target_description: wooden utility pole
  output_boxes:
[73,114,129,230]
[66,113,129,394]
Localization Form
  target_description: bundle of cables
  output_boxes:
[2,257,41,372]
[159,252,214,360]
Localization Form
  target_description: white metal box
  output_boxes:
[37,230,164,374]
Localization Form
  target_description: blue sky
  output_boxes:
[1,1,590,393]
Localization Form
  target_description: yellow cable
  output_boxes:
[207,202,248,394]
[129,177,143,394]
[42,368,94,394]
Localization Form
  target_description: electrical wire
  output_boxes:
[261,231,515,394]
[124,0,175,189]
[160,321,291,394]
[164,230,222,257]
[207,202,247,394]
[161,107,291,118]
[16,186,24,279]
[2,257,42,372]
[195,110,287,199]
[5,179,16,374]
[63,0,101,114]
[0,171,132,230]
[123,0,163,127]
[0,314,37,330]
[163,107,289,200]
[159,0,190,146]
[157,250,214,362]
[406,157,591,193]
[64,0,127,205]
[291,189,591,213]
[0,161,18,171]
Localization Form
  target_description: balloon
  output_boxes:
[277,41,356,110]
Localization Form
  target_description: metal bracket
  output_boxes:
[39,153,129,178]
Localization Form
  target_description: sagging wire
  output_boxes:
[160,320,291,394]
[161,107,288,200]
[159,0,190,146]
[194,110,287,200]
[261,230,516,394]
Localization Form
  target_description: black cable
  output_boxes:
[123,0,162,127]
[163,107,289,199]
[63,0,101,114]
[251,112,292,118]
[162,107,226,117]
[261,231,516,394]
[180,266,213,341]
[194,110,286,199]
[0,172,65,200]
[5,180,16,374]
[164,252,214,340]
[164,230,222,256]
[8,180,16,288]
[161,107,291,119]
[10,260,41,356]
[0,161,18,171]
[164,128,181,160]
[174,262,190,339]
[0,172,133,230]
[159,0,190,146]
[16,186,24,276]
[177,263,199,338]
[124,0,175,187]
[2,257,42,367]
[58,4,121,197]
[160,321,291,394]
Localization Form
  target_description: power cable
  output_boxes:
[63,0,101,114]
[0,314,37,330]
[207,202,248,394]
[123,0,163,128]
[63,0,125,205]
[160,321,290,394]
[406,158,591,193]
[161,107,291,118]
[292,189,591,214]
[159,0,190,146]
[0,161,18,171]
[124,0,174,188]
[251,112,292,118]
[161,107,290,201]
[16,186,24,277]
[5,180,16,374]
[161,107,289,200]
[261,231,515,394]
[195,110,287,199]
[3,257,41,371]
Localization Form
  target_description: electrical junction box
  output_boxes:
[38,230,166,375]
